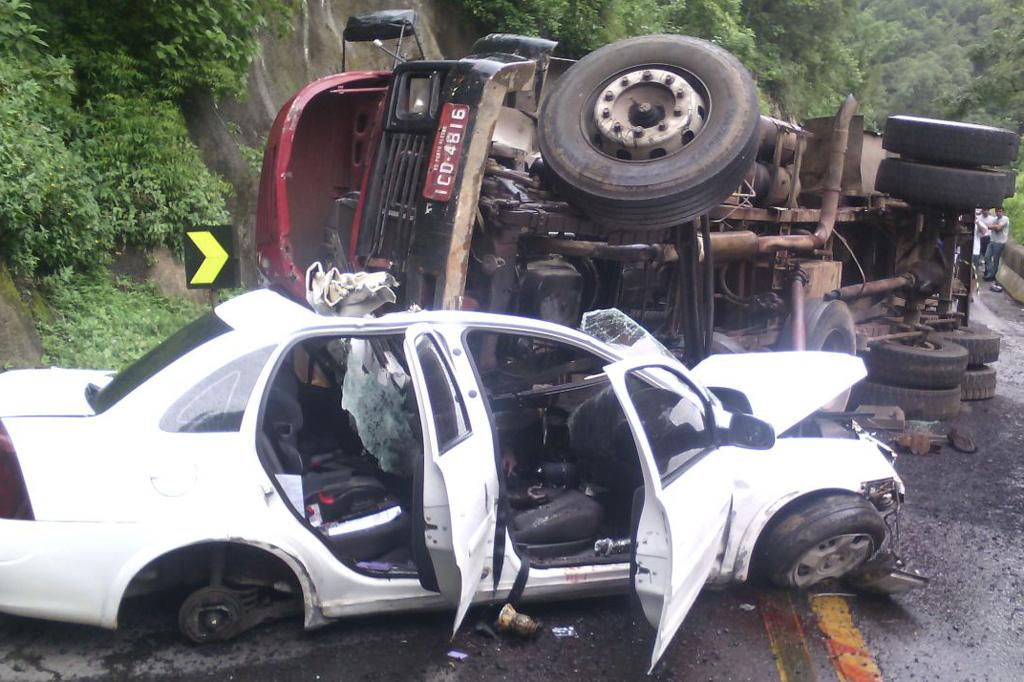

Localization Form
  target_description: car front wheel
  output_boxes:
[758,493,886,589]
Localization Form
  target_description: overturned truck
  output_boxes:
[255,11,1017,420]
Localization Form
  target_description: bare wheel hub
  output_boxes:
[591,67,707,160]
[790,533,874,587]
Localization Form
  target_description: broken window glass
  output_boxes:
[160,347,274,432]
[580,309,676,361]
[339,338,421,477]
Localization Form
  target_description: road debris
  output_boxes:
[594,537,631,556]
[947,427,977,453]
[856,404,906,431]
[447,650,469,661]
[496,604,540,638]
[895,429,943,455]
[474,620,498,640]
[551,626,578,638]
[738,603,756,612]
[305,262,397,316]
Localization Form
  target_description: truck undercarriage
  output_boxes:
[255,13,1016,416]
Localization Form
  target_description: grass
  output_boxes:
[1004,172,1024,243]
[38,270,204,370]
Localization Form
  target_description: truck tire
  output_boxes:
[865,338,968,390]
[961,365,997,401]
[876,159,1009,209]
[882,115,1020,168]
[935,324,1001,365]
[804,299,857,411]
[758,493,886,589]
[850,380,961,421]
[538,34,760,231]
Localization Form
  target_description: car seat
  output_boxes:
[304,466,409,562]
[510,487,603,560]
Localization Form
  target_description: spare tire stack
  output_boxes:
[852,338,967,421]
[876,116,1019,209]
[936,324,1002,401]
[852,324,1004,418]
[848,117,1015,418]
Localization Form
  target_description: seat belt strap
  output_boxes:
[507,555,530,606]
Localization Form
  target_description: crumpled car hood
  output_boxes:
[690,351,866,434]
[0,368,112,417]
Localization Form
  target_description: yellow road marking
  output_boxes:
[810,595,883,682]
[187,230,229,285]
[760,592,818,681]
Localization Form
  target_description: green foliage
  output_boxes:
[955,0,1024,130]
[453,0,858,117]
[72,94,231,252]
[743,0,864,118]
[1002,172,1024,243]
[31,0,293,99]
[0,3,104,273]
[456,0,753,58]
[853,0,989,127]
[38,269,203,370]
[0,0,290,277]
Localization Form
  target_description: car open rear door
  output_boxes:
[404,324,498,634]
[604,356,734,672]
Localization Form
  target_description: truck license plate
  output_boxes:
[423,103,470,202]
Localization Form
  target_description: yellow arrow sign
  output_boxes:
[186,230,229,285]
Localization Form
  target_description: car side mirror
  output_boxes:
[723,412,775,450]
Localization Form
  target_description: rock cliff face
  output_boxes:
[183,0,480,284]
[0,266,43,368]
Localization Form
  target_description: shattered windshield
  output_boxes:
[581,309,676,362]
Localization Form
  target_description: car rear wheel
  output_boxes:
[758,493,886,589]
[179,586,250,643]
[538,34,760,231]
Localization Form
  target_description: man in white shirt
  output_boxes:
[974,208,991,270]
[985,207,1010,291]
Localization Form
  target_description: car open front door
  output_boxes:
[404,324,498,634]
[604,356,734,672]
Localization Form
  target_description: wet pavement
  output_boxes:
[2,289,1022,681]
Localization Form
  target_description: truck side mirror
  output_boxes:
[723,412,775,450]
[342,10,424,70]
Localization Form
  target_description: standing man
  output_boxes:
[985,206,1010,292]
[974,208,991,271]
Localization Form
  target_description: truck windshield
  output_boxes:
[88,313,231,414]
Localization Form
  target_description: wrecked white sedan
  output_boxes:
[0,290,913,670]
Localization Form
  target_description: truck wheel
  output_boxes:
[961,365,997,401]
[802,299,857,410]
[882,115,1020,168]
[935,324,1001,365]
[850,380,961,421]
[876,159,1009,208]
[538,34,760,231]
[758,493,886,589]
[865,338,968,390]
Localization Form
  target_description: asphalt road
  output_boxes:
[2,288,1022,682]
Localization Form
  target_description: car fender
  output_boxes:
[103,532,324,629]
[711,436,900,584]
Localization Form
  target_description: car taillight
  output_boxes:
[0,420,33,520]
